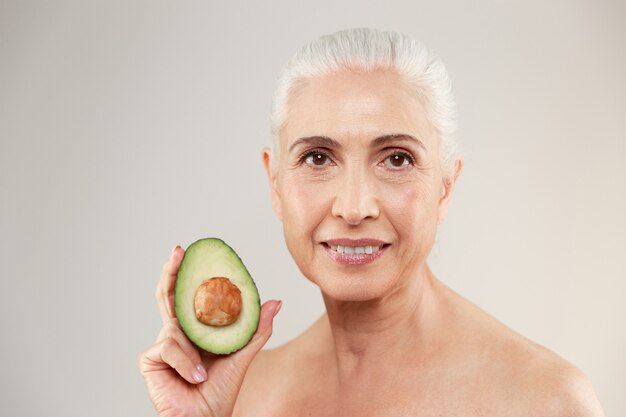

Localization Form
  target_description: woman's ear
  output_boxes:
[437,158,463,225]
[262,148,283,220]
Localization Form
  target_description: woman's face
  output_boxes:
[264,70,461,302]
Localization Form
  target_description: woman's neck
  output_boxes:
[321,263,444,386]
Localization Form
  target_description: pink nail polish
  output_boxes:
[274,300,283,316]
[196,363,207,379]
[192,369,205,383]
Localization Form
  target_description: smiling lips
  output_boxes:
[322,239,389,265]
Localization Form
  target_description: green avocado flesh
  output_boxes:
[175,238,260,354]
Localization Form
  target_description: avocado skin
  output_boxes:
[175,238,261,354]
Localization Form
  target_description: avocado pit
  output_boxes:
[193,277,243,326]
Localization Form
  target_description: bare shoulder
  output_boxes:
[439,282,605,416]
[233,315,331,417]
[501,333,604,416]
[232,341,295,416]
[533,363,606,417]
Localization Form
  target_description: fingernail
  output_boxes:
[172,245,183,260]
[274,300,283,317]
[196,363,207,379]
[192,369,205,383]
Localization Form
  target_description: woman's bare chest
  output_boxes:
[262,365,514,417]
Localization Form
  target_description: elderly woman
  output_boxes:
[139,28,604,416]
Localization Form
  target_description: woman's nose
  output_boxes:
[330,168,380,225]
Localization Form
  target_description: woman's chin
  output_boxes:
[313,275,393,303]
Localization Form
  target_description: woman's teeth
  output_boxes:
[330,245,380,254]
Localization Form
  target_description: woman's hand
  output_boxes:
[138,246,282,417]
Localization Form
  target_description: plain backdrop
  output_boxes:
[1,1,624,416]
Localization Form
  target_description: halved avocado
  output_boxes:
[175,238,261,354]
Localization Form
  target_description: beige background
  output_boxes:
[1,1,624,415]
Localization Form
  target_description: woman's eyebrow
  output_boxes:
[289,136,341,152]
[288,133,426,153]
[371,134,426,151]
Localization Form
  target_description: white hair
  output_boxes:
[269,27,461,179]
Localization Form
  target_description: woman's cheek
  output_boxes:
[280,177,332,280]
[295,175,323,206]
[383,179,440,238]
[381,179,424,215]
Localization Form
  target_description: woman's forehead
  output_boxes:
[280,70,437,149]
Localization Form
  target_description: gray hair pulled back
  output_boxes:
[270,27,460,179]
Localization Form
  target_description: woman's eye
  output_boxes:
[304,152,332,167]
[383,153,414,168]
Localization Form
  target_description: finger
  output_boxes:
[142,336,208,385]
[156,317,204,371]
[229,299,282,367]
[156,245,185,324]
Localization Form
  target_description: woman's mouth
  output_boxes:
[329,244,381,254]
[321,240,390,265]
